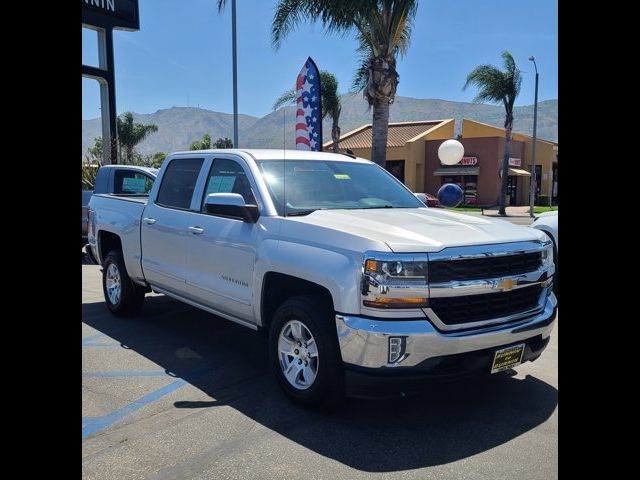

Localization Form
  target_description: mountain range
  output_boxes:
[82,96,557,157]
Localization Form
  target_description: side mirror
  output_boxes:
[203,193,260,223]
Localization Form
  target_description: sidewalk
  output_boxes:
[481,206,533,217]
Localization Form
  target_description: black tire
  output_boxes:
[102,249,145,317]
[268,295,344,408]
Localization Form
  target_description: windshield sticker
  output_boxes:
[206,175,236,195]
[334,174,350,180]
[122,177,148,193]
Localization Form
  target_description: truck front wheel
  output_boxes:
[269,295,344,407]
[102,249,145,317]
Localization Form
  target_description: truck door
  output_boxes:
[185,157,258,322]
[141,157,205,296]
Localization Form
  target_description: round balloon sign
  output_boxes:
[438,139,464,165]
[438,183,464,208]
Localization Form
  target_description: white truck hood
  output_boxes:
[291,208,546,253]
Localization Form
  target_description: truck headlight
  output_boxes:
[362,256,428,309]
[541,242,554,268]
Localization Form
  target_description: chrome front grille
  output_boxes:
[428,251,542,283]
[429,284,543,326]
[424,241,553,331]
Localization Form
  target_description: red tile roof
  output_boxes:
[327,121,443,150]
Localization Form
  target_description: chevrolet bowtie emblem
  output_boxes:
[496,278,517,291]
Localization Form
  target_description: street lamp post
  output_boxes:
[528,56,539,217]
[231,0,239,147]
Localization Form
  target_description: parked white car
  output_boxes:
[531,211,558,297]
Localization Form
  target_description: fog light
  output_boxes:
[388,336,407,364]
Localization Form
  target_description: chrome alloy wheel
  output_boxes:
[105,263,122,305]
[278,319,319,390]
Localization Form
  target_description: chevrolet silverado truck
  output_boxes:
[87,149,557,406]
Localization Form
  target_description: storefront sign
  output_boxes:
[460,156,478,166]
[82,0,140,31]
[508,157,522,167]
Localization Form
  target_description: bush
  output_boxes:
[535,195,550,206]
[82,162,100,190]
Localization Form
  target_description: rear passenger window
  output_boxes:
[156,158,204,209]
[201,159,256,211]
[113,170,154,194]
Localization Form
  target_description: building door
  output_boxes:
[385,160,405,183]
[507,176,518,205]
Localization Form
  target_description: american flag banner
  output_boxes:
[295,57,323,151]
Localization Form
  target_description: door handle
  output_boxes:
[188,226,204,234]
[143,217,157,225]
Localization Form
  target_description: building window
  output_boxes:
[535,165,542,199]
[441,175,478,205]
[385,160,405,183]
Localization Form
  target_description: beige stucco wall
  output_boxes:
[344,120,455,192]
[462,119,557,197]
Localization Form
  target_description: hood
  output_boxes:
[290,208,546,253]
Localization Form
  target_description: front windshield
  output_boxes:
[256,159,424,216]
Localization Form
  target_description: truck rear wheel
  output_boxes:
[102,249,145,317]
[269,295,344,407]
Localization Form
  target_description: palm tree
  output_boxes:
[464,51,522,216]
[269,0,418,167]
[116,112,159,164]
[272,70,342,152]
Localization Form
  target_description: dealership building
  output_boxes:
[324,118,558,206]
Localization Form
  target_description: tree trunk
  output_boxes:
[498,125,512,216]
[371,101,390,167]
[331,121,341,153]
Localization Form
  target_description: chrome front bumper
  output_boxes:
[335,292,557,370]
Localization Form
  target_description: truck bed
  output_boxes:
[88,194,148,281]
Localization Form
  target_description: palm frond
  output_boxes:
[463,64,506,104]
[272,89,297,110]
[351,51,372,93]
[319,70,341,121]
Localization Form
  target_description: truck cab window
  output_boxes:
[156,158,204,209]
[201,158,256,211]
[114,170,154,195]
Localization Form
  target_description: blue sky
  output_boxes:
[82,0,558,120]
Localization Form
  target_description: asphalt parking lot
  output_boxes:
[82,264,557,480]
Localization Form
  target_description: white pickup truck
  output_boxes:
[88,149,557,406]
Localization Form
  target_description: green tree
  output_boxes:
[116,112,159,164]
[150,152,167,168]
[190,133,212,150]
[85,136,103,164]
[266,0,418,167]
[214,137,233,148]
[190,134,233,150]
[272,70,342,152]
[464,51,522,216]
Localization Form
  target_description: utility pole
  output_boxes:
[528,56,539,217]
[231,0,239,147]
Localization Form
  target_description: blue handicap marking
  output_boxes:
[82,378,188,439]
[83,371,172,378]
